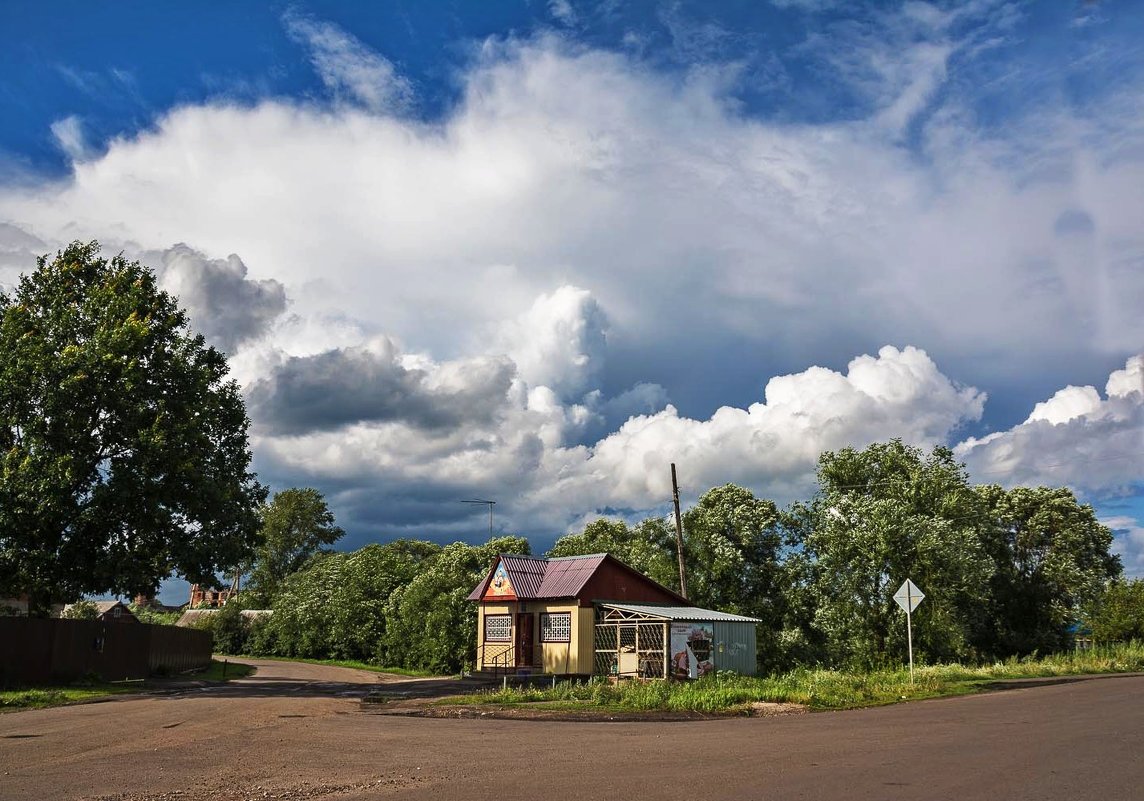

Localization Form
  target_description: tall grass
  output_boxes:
[454,642,1144,713]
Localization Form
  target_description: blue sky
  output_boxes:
[0,1,1141,603]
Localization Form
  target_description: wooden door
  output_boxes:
[515,613,533,667]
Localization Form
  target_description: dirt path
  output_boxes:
[2,663,1142,801]
[173,658,481,700]
[227,658,406,685]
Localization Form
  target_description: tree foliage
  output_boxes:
[236,536,528,673]
[245,487,345,606]
[382,536,529,672]
[805,442,994,668]
[976,484,1121,653]
[61,600,99,620]
[681,484,782,615]
[1089,579,1144,643]
[542,443,1121,671]
[0,242,266,613]
[189,435,1119,674]
[254,540,440,661]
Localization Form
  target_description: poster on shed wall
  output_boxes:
[670,622,714,679]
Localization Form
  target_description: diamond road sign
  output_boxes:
[893,579,925,613]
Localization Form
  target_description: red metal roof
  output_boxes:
[498,555,548,597]
[467,553,685,604]
[468,554,604,601]
[536,554,608,597]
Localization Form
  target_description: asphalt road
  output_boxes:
[1,661,1141,801]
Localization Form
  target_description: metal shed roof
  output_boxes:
[597,602,762,623]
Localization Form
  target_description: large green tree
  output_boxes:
[681,484,781,614]
[0,241,266,613]
[245,487,345,606]
[382,536,530,672]
[806,441,994,668]
[255,539,441,660]
[976,484,1120,654]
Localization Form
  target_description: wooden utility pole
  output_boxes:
[671,463,688,600]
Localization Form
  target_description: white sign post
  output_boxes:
[893,579,925,681]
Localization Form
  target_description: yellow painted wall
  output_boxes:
[476,603,514,668]
[476,602,595,675]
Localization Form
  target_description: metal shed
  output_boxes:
[594,602,761,679]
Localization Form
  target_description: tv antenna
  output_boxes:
[461,499,496,537]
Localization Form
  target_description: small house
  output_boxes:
[468,553,760,678]
[61,600,139,623]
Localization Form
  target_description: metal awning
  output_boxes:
[596,602,761,623]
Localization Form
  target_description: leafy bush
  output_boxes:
[61,600,99,620]
[129,605,181,626]
[1090,580,1144,642]
[192,601,249,655]
[251,536,526,672]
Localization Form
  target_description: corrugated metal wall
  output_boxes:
[712,621,758,676]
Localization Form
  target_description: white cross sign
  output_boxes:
[893,579,925,613]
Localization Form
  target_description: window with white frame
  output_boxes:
[484,614,511,642]
[540,612,571,643]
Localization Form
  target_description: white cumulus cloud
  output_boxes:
[957,355,1143,495]
[1103,515,1144,579]
[1,12,1142,547]
[498,285,607,402]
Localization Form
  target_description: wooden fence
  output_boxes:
[0,617,212,684]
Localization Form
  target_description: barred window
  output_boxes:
[484,614,511,642]
[540,612,571,643]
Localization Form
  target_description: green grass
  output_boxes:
[1,658,256,712]
[232,654,436,677]
[0,684,135,712]
[445,642,1144,714]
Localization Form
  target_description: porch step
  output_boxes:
[469,669,559,688]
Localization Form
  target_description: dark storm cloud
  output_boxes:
[0,223,48,285]
[152,244,287,352]
[247,343,515,435]
[251,453,515,550]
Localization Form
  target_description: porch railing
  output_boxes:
[476,643,542,676]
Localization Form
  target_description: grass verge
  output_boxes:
[444,642,1144,714]
[2,658,256,712]
[0,684,136,712]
